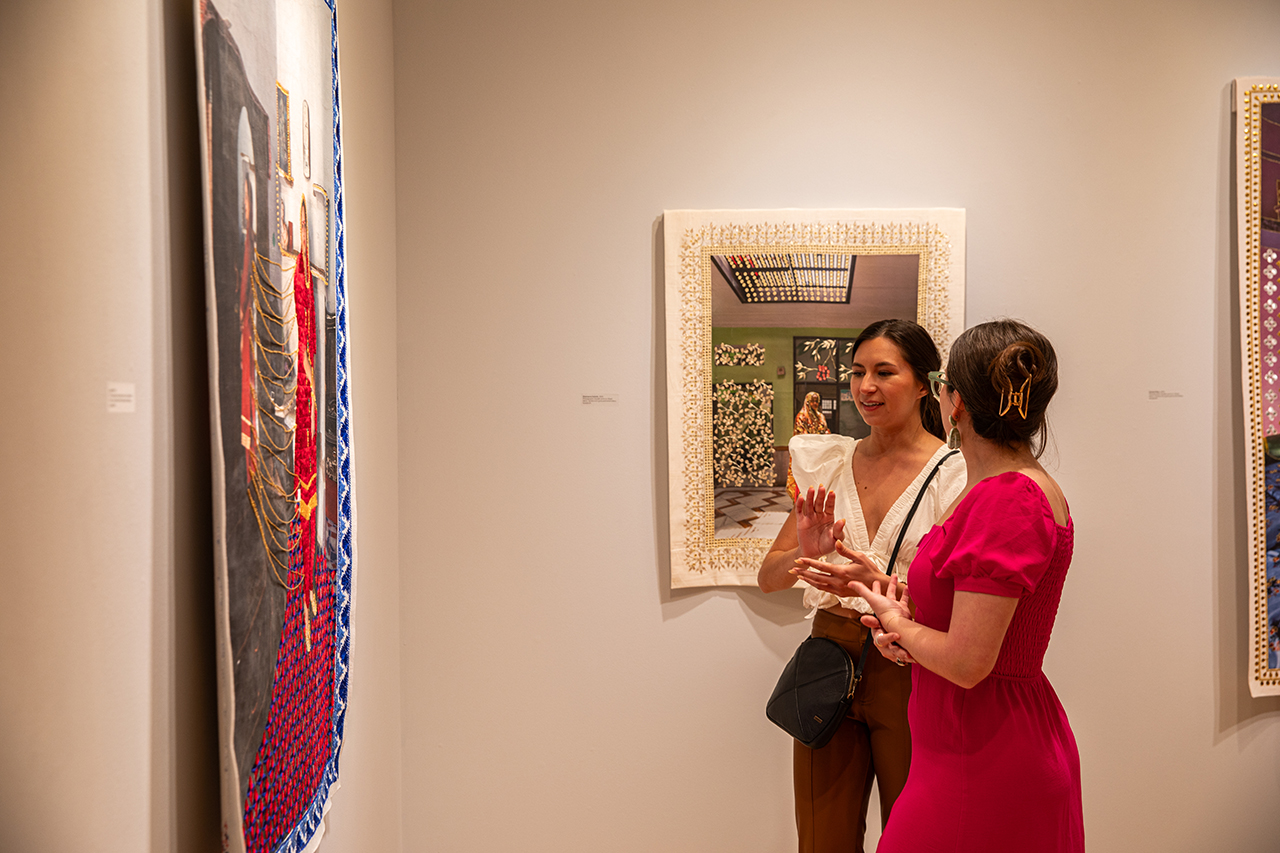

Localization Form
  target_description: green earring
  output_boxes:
[947,415,961,450]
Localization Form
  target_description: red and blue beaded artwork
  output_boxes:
[197,0,352,849]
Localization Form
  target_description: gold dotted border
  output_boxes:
[1241,83,1280,690]
[675,221,953,584]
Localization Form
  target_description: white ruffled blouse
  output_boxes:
[788,434,967,616]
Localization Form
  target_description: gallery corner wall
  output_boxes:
[0,0,173,849]
[0,0,406,849]
[315,0,407,849]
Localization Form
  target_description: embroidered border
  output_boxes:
[1236,79,1280,697]
[664,213,963,589]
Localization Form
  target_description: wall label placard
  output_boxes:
[106,381,136,413]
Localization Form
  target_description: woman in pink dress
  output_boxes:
[793,319,1084,852]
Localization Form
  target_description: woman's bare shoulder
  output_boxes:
[1015,467,1069,527]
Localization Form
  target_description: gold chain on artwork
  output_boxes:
[243,243,308,590]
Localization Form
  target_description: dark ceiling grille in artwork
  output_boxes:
[713,253,857,304]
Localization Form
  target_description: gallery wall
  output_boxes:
[0,0,171,849]
[388,0,1280,851]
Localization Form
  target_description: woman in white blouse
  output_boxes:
[759,319,966,853]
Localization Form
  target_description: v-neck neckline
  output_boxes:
[847,441,951,552]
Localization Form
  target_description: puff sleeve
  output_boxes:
[936,473,1058,598]
[788,433,856,494]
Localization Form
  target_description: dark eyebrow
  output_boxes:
[850,360,899,369]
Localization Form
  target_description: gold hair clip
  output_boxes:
[998,374,1032,419]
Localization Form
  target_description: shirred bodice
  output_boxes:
[990,519,1073,678]
[908,471,1073,680]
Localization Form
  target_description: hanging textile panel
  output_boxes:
[1236,78,1280,698]
[662,209,966,588]
[195,0,354,849]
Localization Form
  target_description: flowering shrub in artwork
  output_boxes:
[713,379,775,487]
[714,342,766,367]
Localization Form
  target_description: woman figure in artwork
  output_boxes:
[759,319,966,853]
[794,319,1084,852]
[795,391,830,435]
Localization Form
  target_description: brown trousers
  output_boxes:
[793,609,913,853]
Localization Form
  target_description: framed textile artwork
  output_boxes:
[662,209,965,589]
[195,0,353,849]
[1235,78,1280,697]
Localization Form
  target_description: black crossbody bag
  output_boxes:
[765,450,959,749]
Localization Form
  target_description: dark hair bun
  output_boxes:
[947,320,1058,455]
[988,341,1044,421]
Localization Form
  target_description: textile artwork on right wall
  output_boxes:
[1235,77,1280,698]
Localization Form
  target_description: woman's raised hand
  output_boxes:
[794,485,845,558]
[849,576,914,637]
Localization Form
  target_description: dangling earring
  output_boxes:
[947,414,961,450]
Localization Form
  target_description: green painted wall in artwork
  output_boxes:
[712,326,863,446]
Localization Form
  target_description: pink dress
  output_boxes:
[877,472,1084,852]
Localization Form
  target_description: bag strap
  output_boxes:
[853,449,960,683]
[886,449,959,574]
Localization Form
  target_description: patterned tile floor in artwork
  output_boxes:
[714,487,793,540]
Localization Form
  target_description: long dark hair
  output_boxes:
[849,319,944,440]
[947,319,1058,456]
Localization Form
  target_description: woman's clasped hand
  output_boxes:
[790,536,920,666]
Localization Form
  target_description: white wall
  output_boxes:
[389,0,1280,851]
[0,0,172,850]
